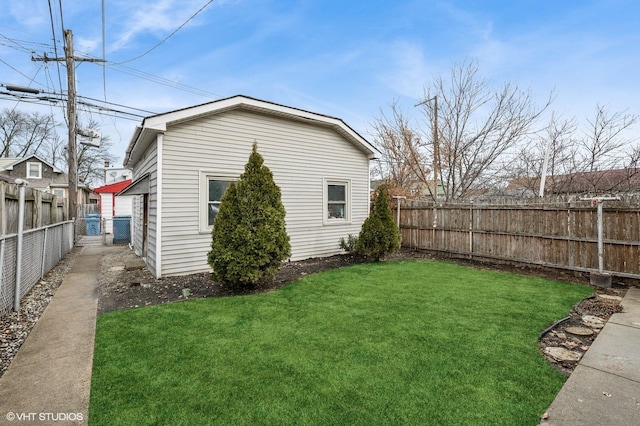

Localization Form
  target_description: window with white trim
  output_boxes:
[200,172,237,232]
[52,189,65,198]
[324,179,351,224]
[27,162,42,179]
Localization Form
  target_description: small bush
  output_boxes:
[339,234,359,253]
[356,184,401,261]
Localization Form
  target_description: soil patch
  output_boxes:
[539,288,625,375]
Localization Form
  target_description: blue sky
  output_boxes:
[1,0,639,165]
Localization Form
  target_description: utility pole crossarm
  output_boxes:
[30,29,104,219]
[32,56,106,63]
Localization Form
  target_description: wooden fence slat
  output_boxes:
[401,199,640,279]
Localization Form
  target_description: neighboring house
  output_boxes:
[546,168,640,195]
[0,154,93,204]
[93,179,133,234]
[506,168,640,198]
[120,95,379,278]
[103,162,132,184]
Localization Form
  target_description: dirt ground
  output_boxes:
[97,246,627,375]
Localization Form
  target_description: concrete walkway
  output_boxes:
[542,287,640,425]
[0,246,118,426]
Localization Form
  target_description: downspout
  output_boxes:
[155,133,163,279]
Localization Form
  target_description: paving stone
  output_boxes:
[597,294,623,302]
[582,315,605,329]
[566,326,594,336]
[545,347,582,362]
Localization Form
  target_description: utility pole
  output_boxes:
[33,29,104,219]
[415,95,438,200]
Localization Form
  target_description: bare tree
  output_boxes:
[510,113,578,195]
[371,101,428,195]
[0,109,58,158]
[412,60,551,201]
[579,104,638,170]
[513,105,639,195]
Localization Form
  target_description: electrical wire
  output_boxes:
[0,86,155,119]
[114,0,215,65]
[106,62,221,99]
[0,59,46,87]
[0,34,50,53]
[47,0,64,95]
[102,0,107,101]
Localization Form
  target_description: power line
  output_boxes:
[106,62,221,99]
[47,0,65,95]
[101,0,107,100]
[0,84,156,119]
[0,34,50,53]
[115,0,215,65]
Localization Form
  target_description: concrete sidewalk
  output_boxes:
[543,287,640,425]
[0,246,118,426]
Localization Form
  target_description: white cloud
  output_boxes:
[108,0,215,53]
[378,41,438,99]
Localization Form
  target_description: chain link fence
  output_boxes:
[0,221,74,318]
[74,216,131,246]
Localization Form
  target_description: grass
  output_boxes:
[89,260,592,425]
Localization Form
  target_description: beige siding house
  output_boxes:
[121,95,379,278]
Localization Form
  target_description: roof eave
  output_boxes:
[123,95,380,165]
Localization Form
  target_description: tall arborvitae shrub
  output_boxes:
[356,184,401,261]
[208,143,291,289]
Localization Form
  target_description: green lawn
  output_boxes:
[89,260,592,425]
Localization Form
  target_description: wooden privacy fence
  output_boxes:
[398,199,640,279]
[0,181,67,235]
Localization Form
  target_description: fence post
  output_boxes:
[14,179,28,312]
[41,227,48,278]
[469,201,474,257]
[0,239,5,299]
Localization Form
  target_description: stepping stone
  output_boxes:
[562,341,579,349]
[545,347,582,362]
[566,326,594,336]
[582,315,605,329]
[597,294,622,302]
[125,259,147,271]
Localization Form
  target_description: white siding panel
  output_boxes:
[132,196,143,256]
[159,109,371,277]
[132,142,159,276]
[100,193,114,234]
[114,195,134,216]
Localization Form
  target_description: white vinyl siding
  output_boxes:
[131,143,159,277]
[100,193,114,234]
[158,109,370,276]
[114,196,134,216]
[132,195,144,257]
